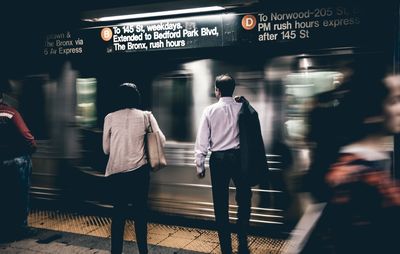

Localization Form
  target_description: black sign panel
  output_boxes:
[41,4,391,56]
[235,5,369,49]
[88,15,225,54]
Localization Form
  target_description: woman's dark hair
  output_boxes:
[215,74,235,97]
[115,82,141,110]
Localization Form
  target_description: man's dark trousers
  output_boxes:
[210,149,252,254]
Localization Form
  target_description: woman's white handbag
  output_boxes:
[145,113,167,171]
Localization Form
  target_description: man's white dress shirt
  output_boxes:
[194,97,241,174]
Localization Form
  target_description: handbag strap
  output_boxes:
[144,111,153,133]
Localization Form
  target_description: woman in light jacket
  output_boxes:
[103,83,165,254]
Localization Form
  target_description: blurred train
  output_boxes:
[2,1,398,232]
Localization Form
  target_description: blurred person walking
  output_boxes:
[305,60,400,253]
[103,83,165,254]
[324,72,400,254]
[0,80,37,242]
[195,74,268,254]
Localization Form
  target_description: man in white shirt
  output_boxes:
[195,74,251,254]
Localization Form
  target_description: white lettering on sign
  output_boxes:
[252,6,361,42]
[200,27,219,36]
[44,31,84,56]
[104,18,221,52]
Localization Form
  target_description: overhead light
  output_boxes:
[83,6,225,22]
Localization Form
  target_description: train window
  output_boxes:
[152,71,194,142]
[284,71,342,145]
[76,78,97,127]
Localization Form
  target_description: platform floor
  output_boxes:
[0,209,288,253]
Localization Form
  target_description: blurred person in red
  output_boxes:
[0,79,37,242]
[323,72,400,254]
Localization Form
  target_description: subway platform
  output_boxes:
[0,209,288,254]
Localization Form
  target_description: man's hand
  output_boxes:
[197,170,206,179]
[234,96,244,103]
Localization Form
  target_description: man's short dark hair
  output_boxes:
[115,82,142,110]
[215,74,235,97]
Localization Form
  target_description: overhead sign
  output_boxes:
[238,6,361,43]
[42,4,386,56]
[95,15,225,53]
